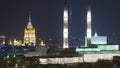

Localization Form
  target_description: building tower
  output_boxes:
[86,1,92,47]
[24,12,36,46]
[63,0,68,48]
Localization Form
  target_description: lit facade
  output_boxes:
[91,32,107,44]
[8,40,13,45]
[63,0,68,48]
[24,13,36,46]
[39,40,45,46]
[0,35,5,45]
[98,45,119,51]
[13,39,22,46]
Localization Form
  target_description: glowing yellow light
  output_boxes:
[9,40,12,45]
[39,40,45,46]
[24,23,36,46]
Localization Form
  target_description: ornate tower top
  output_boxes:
[27,11,33,29]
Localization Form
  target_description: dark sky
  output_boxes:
[0,0,120,41]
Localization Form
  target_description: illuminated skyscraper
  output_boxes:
[86,1,92,46]
[63,0,68,48]
[24,12,36,46]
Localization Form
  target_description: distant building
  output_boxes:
[0,35,5,45]
[39,40,45,46]
[91,32,107,44]
[97,44,119,51]
[24,12,36,46]
[13,39,17,45]
[85,32,107,47]
[13,39,22,46]
[24,46,47,57]
[8,40,13,45]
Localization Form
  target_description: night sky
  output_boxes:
[0,0,120,42]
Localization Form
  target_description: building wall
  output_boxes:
[39,57,83,64]
[98,45,119,50]
[0,36,5,45]
[24,46,47,57]
[84,54,120,62]
[24,27,36,46]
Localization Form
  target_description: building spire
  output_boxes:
[27,11,33,28]
[29,11,31,23]
[28,11,32,26]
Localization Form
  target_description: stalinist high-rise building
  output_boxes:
[24,12,36,46]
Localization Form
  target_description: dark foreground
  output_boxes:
[0,56,120,68]
[0,62,119,68]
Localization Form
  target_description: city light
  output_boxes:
[0,0,120,67]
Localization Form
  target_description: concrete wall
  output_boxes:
[84,54,120,62]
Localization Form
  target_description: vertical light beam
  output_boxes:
[63,0,68,48]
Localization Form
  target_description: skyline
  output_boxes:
[0,0,120,41]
